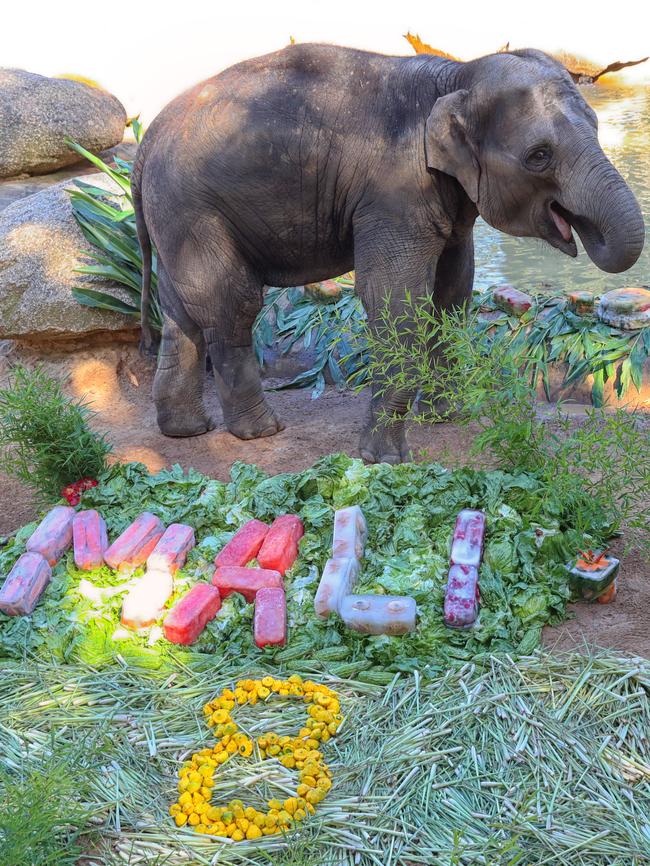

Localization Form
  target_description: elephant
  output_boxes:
[132,43,644,464]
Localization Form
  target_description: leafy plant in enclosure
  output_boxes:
[476,291,650,406]
[0,746,95,866]
[0,366,112,503]
[364,294,650,557]
[253,279,369,396]
[66,122,162,335]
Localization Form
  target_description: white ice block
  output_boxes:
[340,594,416,635]
[450,510,486,568]
[121,570,173,630]
[332,506,367,560]
[314,557,360,619]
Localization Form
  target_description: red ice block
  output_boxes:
[147,523,195,574]
[0,552,52,616]
[212,566,283,603]
[215,519,270,567]
[73,510,108,571]
[257,515,304,575]
[104,512,165,571]
[163,583,222,645]
[492,286,533,317]
[26,506,74,566]
[444,564,480,628]
[450,510,486,568]
[254,586,287,648]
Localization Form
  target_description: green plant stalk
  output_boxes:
[0,366,112,502]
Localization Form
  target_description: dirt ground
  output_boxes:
[1,344,648,658]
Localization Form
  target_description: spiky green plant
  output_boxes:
[0,366,112,503]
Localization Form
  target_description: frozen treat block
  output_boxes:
[147,523,195,574]
[26,505,74,566]
[444,563,479,628]
[254,586,287,648]
[104,512,165,571]
[212,565,283,603]
[163,583,222,645]
[340,594,416,636]
[332,506,367,560]
[492,285,533,317]
[450,510,486,568]
[215,519,269,567]
[314,557,360,618]
[73,510,108,571]
[257,514,304,575]
[0,552,52,616]
[567,554,620,602]
[121,570,174,629]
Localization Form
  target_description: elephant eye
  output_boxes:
[525,145,553,171]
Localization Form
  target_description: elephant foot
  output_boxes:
[158,409,216,438]
[359,422,410,465]
[225,403,285,441]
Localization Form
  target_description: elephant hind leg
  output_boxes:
[173,258,284,442]
[153,265,215,438]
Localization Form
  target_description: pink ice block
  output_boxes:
[257,515,304,575]
[492,286,533,316]
[163,583,222,645]
[254,586,287,648]
[104,512,165,571]
[332,506,367,560]
[314,557,360,618]
[0,552,52,616]
[339,594,417,636]
[215,519,270,567]
[73,510,108,571]
[122,570,174,629]
[26,506,74,566]
[444,563,480,628]
[450,510,486,568]
[212,566,283,603]
[147,523,195,574]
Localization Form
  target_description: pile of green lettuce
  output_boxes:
[0,454,602,675]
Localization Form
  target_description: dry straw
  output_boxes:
[1,649,649,865]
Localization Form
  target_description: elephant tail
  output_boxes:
[131,152,155,354]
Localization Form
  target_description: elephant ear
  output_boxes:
[425,90,480,203]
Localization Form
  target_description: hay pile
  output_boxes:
[1,650,648,865]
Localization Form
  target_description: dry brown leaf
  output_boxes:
[403,32,460,61]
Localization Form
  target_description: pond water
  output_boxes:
[473,84,650,293]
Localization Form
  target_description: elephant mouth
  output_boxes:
[546,201,578,257]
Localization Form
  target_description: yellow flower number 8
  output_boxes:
[169,675,343,841]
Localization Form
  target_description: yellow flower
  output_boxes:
[246,824,263,839]
[175,812,188,826]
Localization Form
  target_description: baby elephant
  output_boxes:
[132,43,644,464]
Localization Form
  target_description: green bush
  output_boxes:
[0,366,112,503]
[364,293,650,557]
[0,747,94,866]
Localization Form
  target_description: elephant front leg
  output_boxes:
[359,388,413,465]
[355,225,442,464]
[205,334,284,441]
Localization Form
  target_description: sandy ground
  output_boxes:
[1,345,648,658]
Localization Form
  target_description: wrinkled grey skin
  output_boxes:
[132,44,644,463]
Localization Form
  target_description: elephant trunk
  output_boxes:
[559,151,645,274]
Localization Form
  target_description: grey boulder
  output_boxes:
[0,173,139,346]
[0,68,126,178]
